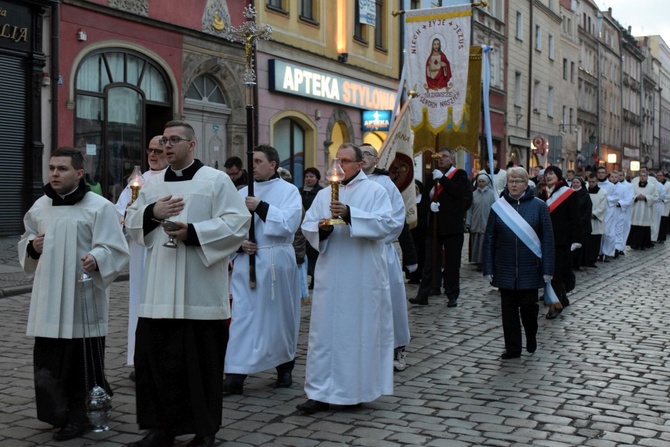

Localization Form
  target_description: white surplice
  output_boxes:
[19,192,130,338]
[598,180,618,256]
[115,169,166,365]
[226,177,302,374]
[630,181,658,227]
[368,172,410,349]
[301,170,395,405]
[589,188,608,235]
[125,166,250,320]
[615,181,634,251]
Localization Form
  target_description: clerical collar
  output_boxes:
[257,172,279,183]
[165,159,204,182]
[639,181,648,187]
[44,179,89,206]
[342,170,362,185]
[589,185,600,194]
[170,160,195,177]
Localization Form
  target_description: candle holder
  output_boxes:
[319,158,347,227]
[128,165,144,203]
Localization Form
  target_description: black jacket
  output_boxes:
[422,168,472,236]
[483,186,555,290]
[537,181,582,247]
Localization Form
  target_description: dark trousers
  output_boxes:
[225,359,295,385]
[587,233,602,265]
[500,289,538,355]
[628,225,651,249]
[34,336,109,427]
[551,245,571,305]
[418,232,464,300]
[659,216,669,242]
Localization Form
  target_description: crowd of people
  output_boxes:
[17,132,670,445]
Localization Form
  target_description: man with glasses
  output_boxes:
[125,121,251,447]
[410,148,472,307]
[360,143,412,372]
[298,143,395,414]
[224,156,248,190]
[115,135,168,382]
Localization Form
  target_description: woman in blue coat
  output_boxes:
[483,167,555,359]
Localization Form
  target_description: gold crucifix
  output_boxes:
[229,4,272,87]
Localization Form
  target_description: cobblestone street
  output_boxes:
[1,240,669,446]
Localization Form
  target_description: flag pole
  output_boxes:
[229,5,272,289]
[377,91,416,161]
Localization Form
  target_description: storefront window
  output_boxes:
[74,49,171,203]
[274,117,305,188]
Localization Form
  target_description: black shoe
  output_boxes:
[187,435,216,447]
[275,370,292,388]
[447,299,458,308]
[500,352,521,359]
[128,429,175,447]
[222,377,244,396]
[560,297,570,307]
[526,336,537,353]
[409,295,428,305]
[428,288,442,296]
[53,421,88,441]
[296,399,329,414]
[546,308,563,319]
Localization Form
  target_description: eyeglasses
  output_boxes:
[362,151,376,158]
[160,136,191,146]
[507,179,526,184]
[146,148,164,155]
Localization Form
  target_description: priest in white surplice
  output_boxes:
[360,143,411,372]
[586,173,608,267]
[125,121,250,447]
[297,143,395,414]
[614,171,634,256]
[597,166,618,260]
[114,136,168,379]
[628,171,658,249]
[223,145,302,394]
[19,147,129,442]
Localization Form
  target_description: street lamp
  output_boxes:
[607,153,617,164]
[630,160,641,171]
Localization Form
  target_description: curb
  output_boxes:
[0,272,130,299]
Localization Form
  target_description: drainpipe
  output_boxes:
[51,1,60,150]
[526,0,534,164]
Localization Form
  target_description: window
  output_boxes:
[514,72,522,106]
[354,0,366,43]
[533,80,540,112]
[267,0,285,11]
[516,11,523,40]
[535,25,542,51]
[186,75,226,104]
[563,58,568,80]
[548,34,554,60]
[570,61,575,83]
[548,86,554,117]
[374,0,385,50]
[75,49,171,202]
[274,118,305,187]
[300,0,315,22]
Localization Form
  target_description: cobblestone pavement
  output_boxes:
[1,242,669,446]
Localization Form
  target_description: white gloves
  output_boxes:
[485,275,493,283]
[432,169,444,180]
[430,202,440,213]
[570,243,582,252]
[543,275,553,283]
[406,264,418,273]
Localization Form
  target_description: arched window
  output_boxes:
[186,74,226,104]
[74,49,172,202]
[274,118,305,187]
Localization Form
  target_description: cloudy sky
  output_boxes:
[598,0,670,44]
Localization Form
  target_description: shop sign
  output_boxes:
[0,1,31,52]
[269,59,395,110]
[361,110,391,131]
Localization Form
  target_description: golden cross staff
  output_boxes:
[229,4,272,289]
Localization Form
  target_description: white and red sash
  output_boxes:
[545,185,574,213]
[432,166,457,200]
